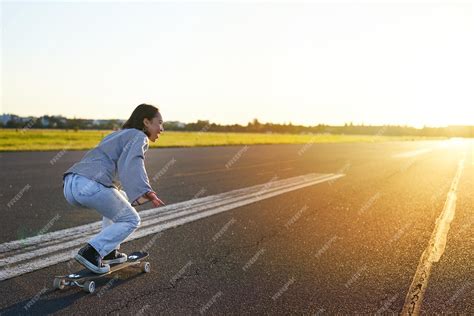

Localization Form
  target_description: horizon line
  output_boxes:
[1,113,472,130]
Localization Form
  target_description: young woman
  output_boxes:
[63,104,165,273]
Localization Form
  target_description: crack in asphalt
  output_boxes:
[104,268,203,315]
[168,267,201,288]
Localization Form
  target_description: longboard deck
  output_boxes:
[60,251,149,281]
[53,251,150,293]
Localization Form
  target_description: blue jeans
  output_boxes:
[63,173,141,257]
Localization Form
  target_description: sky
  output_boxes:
[1,0,473,127]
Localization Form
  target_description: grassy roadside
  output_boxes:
[0,129,446,152]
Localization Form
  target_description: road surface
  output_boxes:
[0,139,472,314]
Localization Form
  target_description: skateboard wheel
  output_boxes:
[142,262,151,273]
[53,278,65,290]
[83,280,95,293]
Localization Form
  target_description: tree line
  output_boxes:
[1,115,472,137]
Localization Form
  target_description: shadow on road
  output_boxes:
[0,272,144,315]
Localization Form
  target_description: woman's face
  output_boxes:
[144,112,164,142]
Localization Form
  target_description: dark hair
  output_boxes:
[122,104,160,137]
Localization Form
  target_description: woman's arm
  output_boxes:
[132,191,165,207]
[118,133,161,205]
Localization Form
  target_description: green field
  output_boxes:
[0,129,444,152]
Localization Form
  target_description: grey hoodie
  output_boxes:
[63,128,153,204]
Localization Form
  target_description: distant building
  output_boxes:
[166,121,186,128]
[40,116,50,127]
[0,114,15,125]
[20,116,34,123]
[92,119,108,126]
[55,116,67,125]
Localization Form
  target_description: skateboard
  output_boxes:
[53,251,150,294]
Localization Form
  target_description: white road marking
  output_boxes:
[0,172,319,255]
[0,173,336,267]
[401,156,465,315]
[0,173,344,281]
[393,148,433,158]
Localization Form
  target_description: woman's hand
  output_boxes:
[145,191,165,207]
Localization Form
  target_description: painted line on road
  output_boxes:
[393,148,433,158]
[0,172,345,281]
[0,172,311,254]
[0,173,337,267]
[401,156,465,315]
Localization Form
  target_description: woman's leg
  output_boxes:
[63,173,83,208]
[100,189,129,250]
[70,174,141,258]
[101,216,114,230]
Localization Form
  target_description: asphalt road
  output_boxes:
[0,139,473,314]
